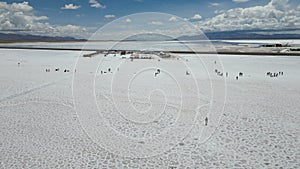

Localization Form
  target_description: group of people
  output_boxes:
[214,68,244,80]
[153,68,191,77]
[45,68,70,73]
[215,69,231,78]
[214,69,228,77]
[214,69,285,80]
[100,67,119,75]
[213,60,284,80]
[266,71,284,77]
[214,61,247,80]
[236,72,244,80]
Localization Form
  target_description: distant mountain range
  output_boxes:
[0,33,85,42]
[125,33,175,41]
[0,29,299,42]
[179,29,300,40]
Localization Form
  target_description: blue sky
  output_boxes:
[3,0,272,27]
[0,0,299,38]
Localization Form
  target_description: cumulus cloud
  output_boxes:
[190,14,202,20]
[210,3,220,6]
[169,16,178,22]
[123,18,132,23]
[10,1,33,12]
[89,0,106,9]
[0,1,88,38]
[149,21,163,25]
[214,10,225,14]
[232,0,250,3]
[61,4,81,10]
[198,0,300,31]
[104,14,115,19]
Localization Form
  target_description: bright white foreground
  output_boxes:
[0,49,299,168]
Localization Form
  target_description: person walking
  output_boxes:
[205,117,208,126]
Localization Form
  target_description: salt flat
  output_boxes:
[0,49,299,168]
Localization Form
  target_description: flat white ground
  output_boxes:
[0,49,299,168]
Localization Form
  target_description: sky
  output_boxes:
[0,0,299,38]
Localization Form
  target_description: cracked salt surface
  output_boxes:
[0,49,299,168]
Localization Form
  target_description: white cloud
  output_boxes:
[232,0,250,3]
[104,14,115,19]
[10,1,33,12]
[0,1,33,12]
[190,14,202,20]
[214,10,225,14]
[33,16,49,21]
[123,18,132,23]
[149,21,163,25]
[61,4,81,10]
[89,0,106,9]
[210,3,220,6]
[0,1,88,38]
[169,16,178,22]
[199,0,300,32]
